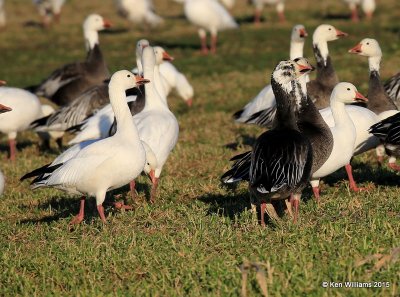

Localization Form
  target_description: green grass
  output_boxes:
[0,0,400,296]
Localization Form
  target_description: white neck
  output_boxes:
[154,64,167,104]
[289,41,304,60]
[109,84,139,139]
[368,56,381,73]
[314,40,329,66]
[143,64,168,111]
[330,99,353,130]
[136,58,143,75]
[84,29,99,50]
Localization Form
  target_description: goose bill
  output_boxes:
[354,91,368,102]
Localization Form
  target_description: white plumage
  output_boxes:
[115,0,164,27]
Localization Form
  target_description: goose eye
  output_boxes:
[347,88,351,91]
[366,42,369,45]
[328,28,332,30]
[127,74,131,78]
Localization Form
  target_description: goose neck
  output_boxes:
[290,41,304,60]
[368,56,381,73]
[84,29,99,50]
[330,99,352,128]
[313,41,329,66]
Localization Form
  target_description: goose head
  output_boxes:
[331,82,368,104]
[109,70,150,91]
[142,141,158,175]
[313,24,348,44]
[291,24,308,42]
[0,103,12,113]
[293,57,315,76]
[153,46,174,65]
[136,39,150,59]
[83,14,112,32]
[348,38,382,58]
[272,60,314,85]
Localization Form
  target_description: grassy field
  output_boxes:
[0,0,400,296]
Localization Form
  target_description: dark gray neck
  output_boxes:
[313,45,339,88]
[367,70,397,113]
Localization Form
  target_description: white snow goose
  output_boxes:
[129,46,179,202]
[250,0,285,24]
[184,0,238,55]
[348,38,400,170]
[20,70,150,224]
[0,87,42,161]
[385,72,400,108]
[0,102,12,196]
[115,0,164,28]
[310,83,369,201]
[33,0,66,27]
[233,24,308,125]
[222,60,314,225]
[33,14,111,106]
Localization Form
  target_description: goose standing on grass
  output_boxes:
[33,0,65,27]
[310,83,369,201]
[20,71,149,224]
[0,87,42,161]
[348,38,400,170]
[385,73,400,107]
[33,14,111,106]
[0,0,6,28]
[67,44,174,145]
[0,102,12,196]
[184,0,238,55]
[233,24,307,124]
[129,46,179,202]
[115,0,164,28]
[223,60,314,225]
[343,0,376,22]
[251,0,285,24]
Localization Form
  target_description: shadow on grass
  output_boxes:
[18,180,151,225]
[23,20,45,28]
[100,28,130,35]
[151,39,200,50]
[235,15,258,25]
[321,13,351,20]
[224,134,255,150]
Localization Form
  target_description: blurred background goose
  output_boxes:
[33,0,66,27]
[115,0,164,28]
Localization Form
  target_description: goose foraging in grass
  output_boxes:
[184,0,238,55]
[21,70,150,224]
[115,0,164,28]
[234,24,307,125]
[0,87,42,161]
[343,0,376,22]
[223,60,314,225]
[33,14,111,106]
[348,38,400,170]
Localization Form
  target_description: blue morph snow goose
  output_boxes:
[184,0,238,54]
[222,60,314,225]
[33,14,111,106]
[20,71,149,224]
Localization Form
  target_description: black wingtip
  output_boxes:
[20,163,52,181]
[232,109,244,120]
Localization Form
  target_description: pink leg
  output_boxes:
[54,13,61,23]
[150,176,159,204]
[377,156,384,167]
[260,202,266,226]
[254,9,262,24]
[351,8,359,22]
[365,11,373,21]
[129,180,136,199]
[345,164,369,192]
[312,187,320,204]
[186,98,193,107]
[278,11,286,23]
[70,198,85,225]
[97,205,107,223]
[200,36,208,55]
[210,35,217,54]
[9,139,16,161]
[290,194,300,224]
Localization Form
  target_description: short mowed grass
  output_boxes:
[1,0,400,296]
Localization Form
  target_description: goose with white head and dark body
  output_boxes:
[248,24,348,127]
[31,39,150,134]
[20,70,150,224]
[349,38,400,170]
[233,24,308,124]
[223,60,314,225]
[33,14,111,106]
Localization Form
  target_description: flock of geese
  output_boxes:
[0,0,399,226]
